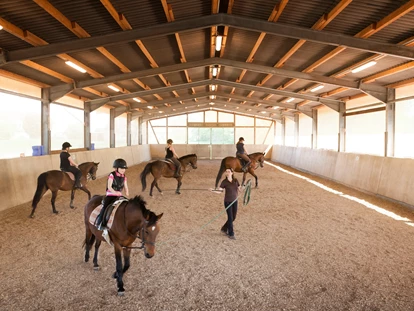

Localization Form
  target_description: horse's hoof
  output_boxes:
[176,192,181,195]
[53,211,59,214]
[70,206,75,209]
[117,290,125,297]
[29,214,35,219]
[93,266,100,271]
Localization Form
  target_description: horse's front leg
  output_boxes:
[81,187,91,200]
[51,191,59,214]
[248,170,259,188]
[175,178,182,194]
[122,248,132,274]
[242,173,247,186]
[70,189,75,209]
[93,239,102,270]
[112,246,125,295]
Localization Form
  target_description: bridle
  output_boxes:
[121,204,156,250]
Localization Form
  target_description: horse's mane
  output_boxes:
[249,152,265,156]
[179,154,197,161]
[129,195,158,225]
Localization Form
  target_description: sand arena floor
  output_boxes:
[1,159,414,311]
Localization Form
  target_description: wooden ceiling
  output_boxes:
[1,0,414,121]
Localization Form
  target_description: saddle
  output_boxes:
[163,159,178,171]
[90,198,128,229]
[236,155,247,166]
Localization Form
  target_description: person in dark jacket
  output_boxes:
[60,142,82,188]
[211,168,243,240]
[165,139,181,178]
[96,158,129,230]
[236,137,251,172]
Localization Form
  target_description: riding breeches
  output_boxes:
[236,153,250,164]
[167,157,181,171]
[64,166,82,180]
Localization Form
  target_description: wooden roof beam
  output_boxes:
[102,0,174,97]
[161,1,194,94]
[256,0,351,101]
[237,1,288,83]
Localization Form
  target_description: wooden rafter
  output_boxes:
[100,0,175,99]
[160,0,194,96]
[277,0,414,106]
[256,0,352,101]
[34,0,135,106]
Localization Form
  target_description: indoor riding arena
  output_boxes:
[2,1,414,310]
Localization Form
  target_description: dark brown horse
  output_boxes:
[215,152,265,188]
[83,195,163,295]
[30,162,99,218]
[140,154,198,196]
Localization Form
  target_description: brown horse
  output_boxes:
[30,162,99,218]
[83,195,163,295]
[140,154,198,196]
[215,152,265,188]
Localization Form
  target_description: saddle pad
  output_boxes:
[89,199,127,230]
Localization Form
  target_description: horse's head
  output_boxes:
[88,162,99,180]
[258,153,265,168]
[179,154,198,170]
[131,195,163,258]
[141,212,163,258]
[189,154,198,169]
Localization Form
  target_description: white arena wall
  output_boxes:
[0,144,271,212]
[272,145,414,208]
[4,143,413,212]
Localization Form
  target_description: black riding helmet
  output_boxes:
[62,142,72,150]
[113,158,128,169]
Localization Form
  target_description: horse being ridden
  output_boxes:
[83,195,163,296]
[30,162,99,218]
[215,152,265,189]
[140,154,198,196]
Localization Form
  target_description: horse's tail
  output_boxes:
[140,162,153,191]
[215,158,227,189]
[82,234,95,249]
[31,172,48,208]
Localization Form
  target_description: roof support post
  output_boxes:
[84,101,91,150]
[41,88,51,155]
[294,113,299,147]
[138,117,143,145]
[127,112,132,146]
[110,108,115,148]
[312,108,318,149]
[385,88,396,157]
[281,117,286,146]
[338,102,345,152]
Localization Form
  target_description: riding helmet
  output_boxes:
[167,139,173,144]
[239,137,244,141]
[62,142,72,149]
[113,158,128,169]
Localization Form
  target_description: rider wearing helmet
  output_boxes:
[60,142,82,188]
[165,139,181,178]
[96,158,129,230]
[236,137,251,172]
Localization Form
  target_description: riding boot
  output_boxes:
[174,166,180,178]
[74,178,82,189]
[242,161,251,172]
